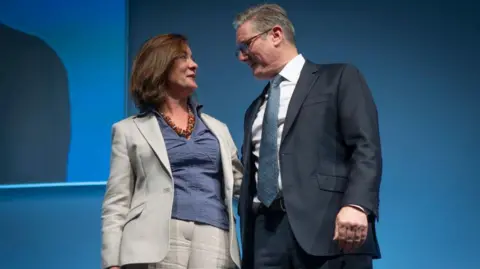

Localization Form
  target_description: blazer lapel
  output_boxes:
[281,61,320,142]
[201,115,233,195]
[133,114,172,178]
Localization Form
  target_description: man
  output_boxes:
[234,4,382,269]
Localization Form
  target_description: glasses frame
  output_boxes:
[235,28,272,57]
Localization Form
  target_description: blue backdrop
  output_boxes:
[0,0,127,185]
[0,0,479,269]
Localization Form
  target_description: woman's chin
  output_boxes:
[181,86,197,98]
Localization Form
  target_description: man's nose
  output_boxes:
[237,50,248,62]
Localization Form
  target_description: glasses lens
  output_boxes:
[236,43,249,56]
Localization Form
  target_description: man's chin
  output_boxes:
[252,67,269,80]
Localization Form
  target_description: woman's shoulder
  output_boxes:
[111,115,137,131]
[200,113,228,129]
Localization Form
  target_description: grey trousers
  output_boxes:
[123,219,236,269]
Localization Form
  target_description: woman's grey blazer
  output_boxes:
[101,113,243,268]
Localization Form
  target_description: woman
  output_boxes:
[101,33,243,269]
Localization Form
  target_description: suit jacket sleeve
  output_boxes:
[337,64,382,219]
[101,123,135,268]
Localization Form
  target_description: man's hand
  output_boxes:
[333,206,368,252]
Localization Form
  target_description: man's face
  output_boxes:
[236,21,277,79]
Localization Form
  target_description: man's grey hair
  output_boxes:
[233,3,295,45]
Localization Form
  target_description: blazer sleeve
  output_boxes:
[101,123,135,268]
[337,64,383,219]
[224,124,243,200]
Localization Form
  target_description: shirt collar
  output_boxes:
[274,53,306,84]
[188,96,203,116]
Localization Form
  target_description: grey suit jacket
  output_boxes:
[101,112,243,269]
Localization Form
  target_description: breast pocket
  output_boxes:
[302,93,331,107]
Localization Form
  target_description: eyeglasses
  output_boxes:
[235,28,272,57]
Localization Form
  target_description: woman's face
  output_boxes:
[167,45,198,97]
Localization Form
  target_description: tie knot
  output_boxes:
[271,75,283,88]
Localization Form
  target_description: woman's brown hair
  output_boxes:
[129,33,188,112]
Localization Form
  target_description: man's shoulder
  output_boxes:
[306,60,360,74]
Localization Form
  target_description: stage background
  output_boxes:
[1,0,479,269]
[0,0,127,185]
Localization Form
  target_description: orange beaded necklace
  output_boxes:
[160,107,195,139]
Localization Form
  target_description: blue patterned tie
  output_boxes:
[257,75,283,207]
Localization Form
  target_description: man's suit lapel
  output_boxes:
[243,85,269,191]
[243,61,320,186]
[245,87,268,148]
[133,114,173,178]
[281,61,320,142]
[245,84,269,136]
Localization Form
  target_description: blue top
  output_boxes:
[153,99,229,230]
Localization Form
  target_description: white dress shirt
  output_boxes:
[252,54,306,200]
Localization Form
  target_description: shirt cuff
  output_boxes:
[347,204,368,214]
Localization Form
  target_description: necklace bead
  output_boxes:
[160,108,195,139]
